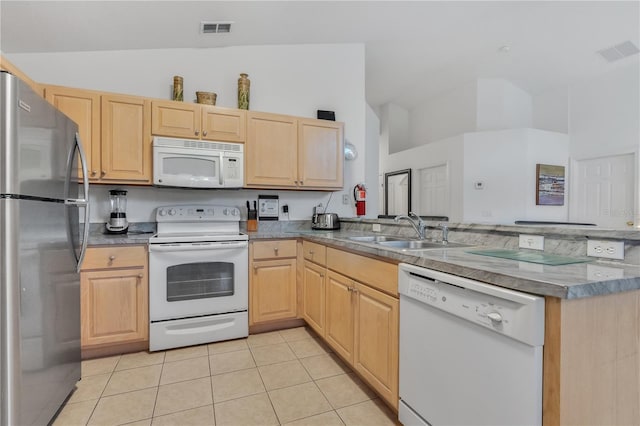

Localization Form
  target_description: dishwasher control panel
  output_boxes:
[399,263,545,346]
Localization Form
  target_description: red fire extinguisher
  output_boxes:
[354,184,367,216]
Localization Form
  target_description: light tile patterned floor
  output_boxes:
[54,327,398,426]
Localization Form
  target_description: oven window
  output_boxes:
[163,156,218,179]
[166,262,234,302]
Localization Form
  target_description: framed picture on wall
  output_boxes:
[536,164,565,206]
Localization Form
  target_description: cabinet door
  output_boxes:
[354,283,399,409]
[245,112,298,187]
[250,258,297,324]
[325,270,355,364]
[298,119,343,189]
[45,86,101,181]
[302,260,326,337]
[101,94,151,183]
[151,100,201,139]
[201,106,246,143]
[81,268,148,347]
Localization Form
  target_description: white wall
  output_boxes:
[364,104,380,218]
[409,80,477,146]
[532,87,569,133]
[569,61,639,160]
[386,103,411,154]
[476,79,533,131]
[8,44,366,221]
[462,129,569,224]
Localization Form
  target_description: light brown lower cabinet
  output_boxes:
[80,246,148,350]
[302,244,400,411]
[324,269,399,409]
[249,240,298,325]
[302,260,326,337]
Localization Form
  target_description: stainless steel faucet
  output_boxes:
[439,223,449,243]
[395,212,426,239]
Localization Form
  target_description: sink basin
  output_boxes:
[347,235,403,243]
[377,240,470,250]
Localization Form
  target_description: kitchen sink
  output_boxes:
[376,240,470,250]
[347,235,403,243]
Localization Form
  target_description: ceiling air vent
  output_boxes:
[201,21,233,34]
[597,40,640,63]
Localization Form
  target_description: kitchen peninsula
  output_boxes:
[88,218,640,426]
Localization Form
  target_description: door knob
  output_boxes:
[91,170,97,176]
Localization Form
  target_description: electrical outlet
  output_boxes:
[519,234,545,251]
[372,224,381,232]
[587,264,624,281]
[587,240,625,260]
[342,194,349,205]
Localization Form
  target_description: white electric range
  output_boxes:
[148,205,248,351]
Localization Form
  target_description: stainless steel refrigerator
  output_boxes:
[1,71,89,425]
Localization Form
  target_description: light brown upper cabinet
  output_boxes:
[101,94,151,183]
[151,100,246,143]
[45,85,101,181]
[298,118,344,189]
[45,86,152,184]
[245,112,344,190]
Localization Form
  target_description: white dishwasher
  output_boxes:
[398,263,545,426]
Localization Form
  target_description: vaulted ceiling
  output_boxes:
[1,1,638,108]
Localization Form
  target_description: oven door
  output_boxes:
[153,148,222,188]
[148,241,248,321]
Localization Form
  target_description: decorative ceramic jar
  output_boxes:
[196,91,217,105]
[237,73,250,110]
[172,76,183,101]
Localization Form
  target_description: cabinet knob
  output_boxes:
[137,273,143,279]
[109,255,115,261]
[91,170,97,176]
[294,180,299,185]
[320,274,324,278]
[195,130,200,136]
[274,247,279,255]
[347,286,353,292]
[309,250,314,255]
[203,130,208,136]
[300,180,304,185]
[101,170,106,177]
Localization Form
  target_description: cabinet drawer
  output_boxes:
[252,240,297,260]
[302,241,326,265]
[82,246,147,270]
[326,248,398,296]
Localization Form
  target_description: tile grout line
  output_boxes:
[149,353,166,420]
[250,334,282,425]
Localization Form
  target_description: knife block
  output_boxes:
[247,219,258,232]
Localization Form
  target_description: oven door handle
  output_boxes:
[148,241,248,252]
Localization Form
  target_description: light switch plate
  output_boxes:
[587,240,624,260]
[519,234,545,251]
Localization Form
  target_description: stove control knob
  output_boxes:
[168,209,176,216]
[231,209,239,216]
[158,209,166,216]
[208,209,214,215]
[223,208,230,216]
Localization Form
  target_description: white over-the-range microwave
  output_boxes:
[153,136,243,188]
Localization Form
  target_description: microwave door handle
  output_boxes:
[219,152,224,186]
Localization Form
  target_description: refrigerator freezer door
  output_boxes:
[1,71,78,201]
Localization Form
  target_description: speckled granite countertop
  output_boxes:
[87,221,640,300]
[246,228,640,300]
[88,222,156,246]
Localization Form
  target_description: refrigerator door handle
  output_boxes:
[64,133,90,273]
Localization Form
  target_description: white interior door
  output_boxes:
[570,153,635,228]
[419,164,449,217]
